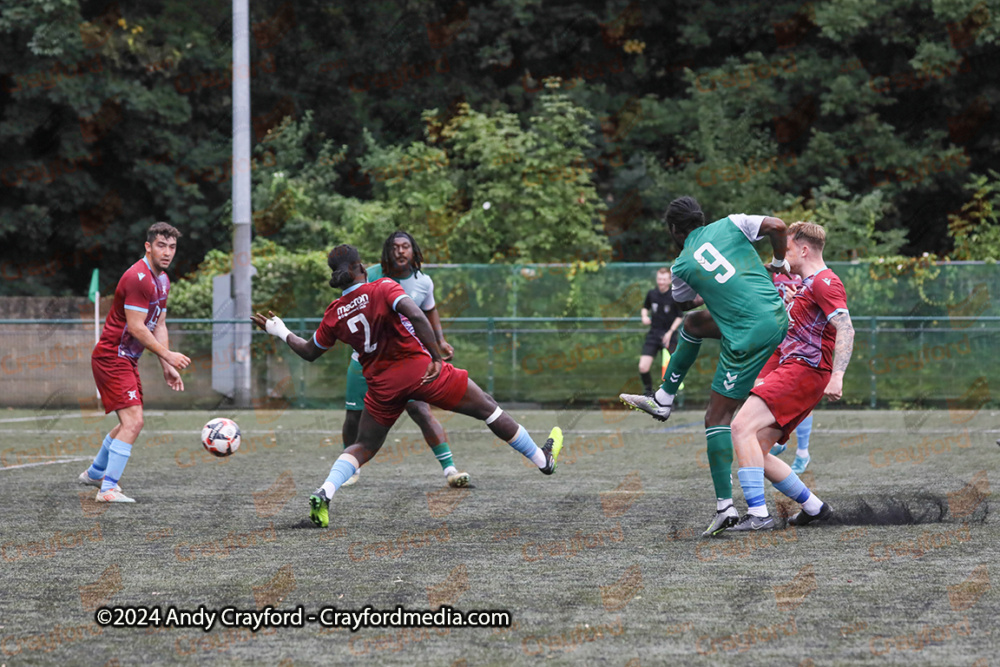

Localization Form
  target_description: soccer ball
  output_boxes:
[201,417,241,457]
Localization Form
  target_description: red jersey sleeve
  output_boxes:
[122,270,157,314]
[813,271,848,320]
[313,304,339,350]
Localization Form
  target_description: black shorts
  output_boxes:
[642,329,677,357]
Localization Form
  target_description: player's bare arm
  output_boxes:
[251,310,326,361]
[760,217,790,276]
[825,312,855,401]
[424,306,454,361]
[153,316,184,391]
[394,296,444,384]
[125,308,190,370]
[640,307,651,326]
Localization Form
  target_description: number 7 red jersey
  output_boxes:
[312,278,430,376]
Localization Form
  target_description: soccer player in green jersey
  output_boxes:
[341,231,470,488]
[621,196,821,535]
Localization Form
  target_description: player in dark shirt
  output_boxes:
[638,268,683,395]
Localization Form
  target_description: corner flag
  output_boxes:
[88,269,99,303]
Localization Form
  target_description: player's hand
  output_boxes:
[163,350,190,370]
[824,374,844,401]
[163,365,184,391]
[422,359,442,384]
[252,311,291,341]
[766,263,791,277]
[439,340,454,362]
[641,315,651,326]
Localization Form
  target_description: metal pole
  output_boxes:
[232,0,252,408]
[869,317,877,408]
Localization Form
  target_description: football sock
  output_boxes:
[508,425,547,468]
[717,498,733,511]
[773,471,811,504]
[101,439,132,492]
[321,454,360,497]
[796,414,813,452]
[431,443,455,472]
[802,493,824,515]
[640,371,652,394]
[659,328,702,394]
[705,426,734,501]
[737,467,768,517]
[87,434,113,479]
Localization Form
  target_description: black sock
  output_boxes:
[640,371,652,394]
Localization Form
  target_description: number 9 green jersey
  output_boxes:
[670,214,788,397]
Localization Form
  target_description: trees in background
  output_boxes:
[2,0,998,296]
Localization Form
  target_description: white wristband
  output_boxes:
[770,257,790,270]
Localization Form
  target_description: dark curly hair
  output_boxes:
[327,244,362,289]
[663,196,705,239]
[380,231,423,277]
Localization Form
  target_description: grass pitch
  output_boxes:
[0,406,996,666]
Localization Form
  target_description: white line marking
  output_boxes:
[1,456,91,471]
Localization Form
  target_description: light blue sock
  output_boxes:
[102,439,132,492]
[508,426,546,467]
[737,467,767,515]
[796,414,813,451]
[323,456,358,495]
[773,471,812,504]
[87,434,114,479]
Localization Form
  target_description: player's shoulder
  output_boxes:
[816,267,845,289]
[120,258,154,287]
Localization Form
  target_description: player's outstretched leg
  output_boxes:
[448,379,562,475]
[621,312,718,421]
[791,413,813,473]
[312,410,392,527]
[763,452,831,526]
[406,400,469,488]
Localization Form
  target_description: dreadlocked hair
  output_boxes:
[664,196,705,238]
[327,244,362,289]
[380,231,423,277]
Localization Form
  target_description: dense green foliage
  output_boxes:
[2,0,999,296]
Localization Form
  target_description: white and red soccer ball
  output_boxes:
[201,417,241,457]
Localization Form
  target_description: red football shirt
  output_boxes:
[93,257,170,361]
[313,278,429,377]
[777,267,848,371]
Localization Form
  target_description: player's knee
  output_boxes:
[405,401,430,421]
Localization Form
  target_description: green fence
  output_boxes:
[0,262,996,409]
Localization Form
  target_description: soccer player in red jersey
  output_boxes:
[252,245,563,527]
[730,221,855,527]
[80,222,191,502]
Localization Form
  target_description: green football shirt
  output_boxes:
[670,214,786,348]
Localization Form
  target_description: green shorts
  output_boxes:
[345,357,367,411]
[711,310,788,399]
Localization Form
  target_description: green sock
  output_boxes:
[431,443,455,471]
[705,426,734,500]
[660,328,702,394]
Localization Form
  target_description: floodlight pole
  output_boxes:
[232,0,252,408]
